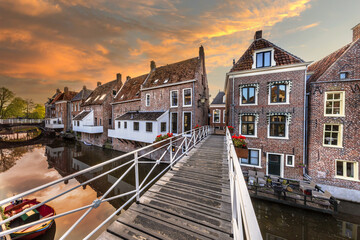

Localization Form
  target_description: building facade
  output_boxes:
[307,24,360,201]
[70,86,92,121]
[109,46,209,152]
[225,31,310,179]
[210,91,226,130]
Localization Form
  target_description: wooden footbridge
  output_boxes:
[0,127,261,240]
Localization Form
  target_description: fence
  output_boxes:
[225,128,263,240]
[0,119,44,124]
[0,126,211,240]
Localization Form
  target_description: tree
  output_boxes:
[4,97,26,118]
[0,87,14,119]
[30,104,45,119]
[25,99,35,118]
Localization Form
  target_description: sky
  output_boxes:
[0,0,359,104]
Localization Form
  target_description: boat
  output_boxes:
[83,141,92,146]
[2,198,55,240]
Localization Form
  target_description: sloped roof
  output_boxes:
[116,111,165,121]
[114,74,148,103]
[83,80,118,106]
[307,43,351,84]
[142,57,200,89]
[211,91,225,105]
[71,88,93,102]
[52,91,77,104]
[46,91,62,104]
[231,38,304,72]
[73,111,91,120]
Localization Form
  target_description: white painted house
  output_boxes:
[73,110,104,134]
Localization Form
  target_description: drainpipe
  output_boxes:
[232,76,235,127]
[193,81,195,128]
[303,69,308,176]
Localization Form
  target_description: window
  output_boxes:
[99,119,102,126]
[183,112,192,133]
[161,122,166,132]
[94,117,97,126]
[170,90,178,107]
[323,124,342,147]
[124,122,127,129]
[241,87,256,104]
[270,84,287,103]
[183,88,192,106]
[241,149,260,167]
[269,115,286,138]
[286,155,295,167]
[241,115,256,136]
[77,121,80,126]
[113,90,117,96]
[146,122,152,132]
[336,160,358,180]
[340,72,348,79]
[133,122,139,131]
[171,112,178,133]
[325,92,345,116]
[146,94,150,106]
[256,51,271,68]
[223,110,226,123]
[118,122,121,129]
[109,119,112,126]
[213,110,220,123]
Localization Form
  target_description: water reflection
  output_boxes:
[253,198,360,239]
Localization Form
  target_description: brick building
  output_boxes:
[109,46,209,152]
[210,91,226,130]
[225,31,311,179]
[45,87,77,131]
[73,74,123,147]
[70,86,92,120]
[307,24,360,201]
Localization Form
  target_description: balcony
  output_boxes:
[45,118,64,129]
[73,125,103,134]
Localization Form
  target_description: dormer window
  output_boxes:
[256,51,271,68]
[164,78,169,83]
[113,90,116,96]
[340,72,348,79]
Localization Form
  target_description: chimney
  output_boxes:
[83,85,86,90]
[233,59,235,65]
[199,45,205,69]
[97,82,101,87]
[64,87,68,93]
[254,30,262,40]
[56,88,61,94]
[116,73,122,82]
[150,60,156,71]
[352,23,360,42]
[126,76,131,81]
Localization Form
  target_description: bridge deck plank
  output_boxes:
[98,135,232,240]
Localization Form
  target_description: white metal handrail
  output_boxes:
[0,126,211,239]
[0,119,44,124]
[225,128,263,240]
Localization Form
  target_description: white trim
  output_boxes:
[268,82,290,105]
[223,110,225,123]
[170,112,178,134]
[267,115,289,139]
[266,152,284,178]
[55,100,68,104]
[240,148,262,168]
[285,154,295,167]
[170,90,178,108]
[213,109,221,123]
[335,159,359,181]
[145,93,150,106]
[323,123,343,148]
[324,91,345,117]
[111,98,141,105]
[240,85,258,106]
[210,104,225,108]
[227,62,311,78]
[183,88,192,107]
[252,48,276,69]
[182,111,192,134]
[141,79,196,91]
[240,114,257,138]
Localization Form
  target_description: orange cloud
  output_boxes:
[0,0,61,16]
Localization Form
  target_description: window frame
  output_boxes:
[240,86,257,105]
[266,152,284,178]
[171,112,178,134]
[183,88,192,107]
[324,91,345,117]
[124,121,127,129]
[269,84,288,104]
[145,93,150,106]
[240,115,257,138]
[340,72,349,79]
[267,115,288,139]
[170,90,178,108]
[133,122,139,131]
[323,124,343,148]
[145,122,153,132]
[183,111,192,134]
[223,110,226,123]
[118,121,121,129]
[335,160,359,181]
[240,148,262,168]
[256,51,271,68]
[213,109,221,123]
[161,122,167,132]
[285,155,295,167]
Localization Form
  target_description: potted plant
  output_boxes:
[227,126,234,134]
[153,133,173,148]
[232,134,248,158]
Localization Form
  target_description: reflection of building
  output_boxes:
[210,91,226,130]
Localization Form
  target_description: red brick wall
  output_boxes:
[55,101,70,131]
[227,69,306,179]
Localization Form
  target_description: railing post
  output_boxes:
[193,130,196,147]
[170,138,173,166]
[185,137,188,155]
[134,151,140,203]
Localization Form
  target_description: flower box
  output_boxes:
[235,147,248,159]
[153,139,169,149]
[227,126,234,134]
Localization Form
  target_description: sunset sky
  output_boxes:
[0,0,359,103]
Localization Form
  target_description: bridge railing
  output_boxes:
[225,128,263,240]
[0,119,44,124]
[0,126,212,240]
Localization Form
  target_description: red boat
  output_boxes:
[2,199,55,240]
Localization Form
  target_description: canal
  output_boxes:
[0,138,359,239]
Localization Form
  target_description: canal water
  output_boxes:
[0,138,359,239]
